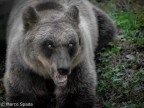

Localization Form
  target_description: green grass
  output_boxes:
[96,2,144,108]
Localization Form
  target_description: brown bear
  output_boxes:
[4,0,116,108]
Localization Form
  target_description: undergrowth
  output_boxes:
[96,1,144,108]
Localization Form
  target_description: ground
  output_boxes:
[0,1,144,108]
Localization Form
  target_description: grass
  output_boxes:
[95,1,144,108]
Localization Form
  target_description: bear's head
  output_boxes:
[21,6,84,86]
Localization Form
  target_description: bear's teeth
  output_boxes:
[55,73,67,83]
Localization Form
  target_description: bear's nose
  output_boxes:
[58,68,70,75]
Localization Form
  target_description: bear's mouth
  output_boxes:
[54,72,68,86]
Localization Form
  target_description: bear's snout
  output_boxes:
[58,67,70,75]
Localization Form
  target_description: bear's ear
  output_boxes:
[22,7,39,31]
[64,6,79,24]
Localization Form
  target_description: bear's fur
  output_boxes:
[4,0,116,108]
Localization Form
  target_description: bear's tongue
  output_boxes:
[55,72,67,83]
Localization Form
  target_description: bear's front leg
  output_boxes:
[55,62,97,108]
[4,64,53,108]
[56,90,96,108]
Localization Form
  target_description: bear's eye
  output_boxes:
[68,43,74,48]
[42,40,55,58]
[47,44,53,49]
[46,41,55,49]
[68,42,76,57]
